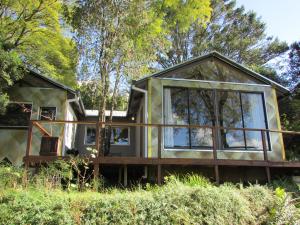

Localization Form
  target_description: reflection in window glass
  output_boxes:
[218,91,245,149]
[85,126,96,145]
[0,103,32,127]
[85,126,130,146]
[241,93,266,150]
[164,88,189,148]
[110,127,129,145]
[39,107,56,120]
[189,89,214,148]
[163,87,269,151]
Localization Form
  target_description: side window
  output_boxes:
[0,103,32,127]
[84,126,130,146]
[39,107,56,120]
[110,127,130,145]
[85,126,96,145]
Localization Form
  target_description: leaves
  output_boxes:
[0,0,77,87]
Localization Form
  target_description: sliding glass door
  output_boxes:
[163,87,269,151]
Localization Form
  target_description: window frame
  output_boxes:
[84,126,130,146]
[39,107,57,121]
[163,86,271,151]
[84,125,96,146]
[0,101,33,129]
[110,127,130,146]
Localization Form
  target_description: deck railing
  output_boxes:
[24,120,300,184]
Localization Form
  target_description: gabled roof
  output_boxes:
[136,51,290,94]
[27,67,77,95]
[24,68,86,117]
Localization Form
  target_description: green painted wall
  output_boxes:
[0,87,67,166]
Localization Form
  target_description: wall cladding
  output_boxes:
[0,87,67,166]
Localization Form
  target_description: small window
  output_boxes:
[84,126,130,146]
[39,107,56,120]
[0,103,32,127]
[85,126,96,145]
[110,127,130,145]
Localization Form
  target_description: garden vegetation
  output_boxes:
[0,161,300,225]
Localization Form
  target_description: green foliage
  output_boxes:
[285,41,300,87]
[34,160,73,190]
[0,163,23,189]
[0,40,23,114]
[271,177,300,197]
[157,0,288,83]
[0,0,77,87]
[0,169,300,224]
[1,180,300,225]
[279,84,300,159]
[0,190,74,225]
[78,81,128,110]
[164,173,212,187]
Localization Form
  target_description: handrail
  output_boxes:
[30,120,300,135]
[24,120,300,184]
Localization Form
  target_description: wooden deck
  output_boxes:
[23,120,300,185]
[23,155,300,168]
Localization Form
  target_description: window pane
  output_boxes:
[241,93,266,150]
[189,89,214,148]
[218,91,245,149]
[110,127,129,145]
[164,88,189,148]
[40,107,56,120]
[0,103,32,127]
[85,127,96,145]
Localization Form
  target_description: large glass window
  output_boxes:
[164,88,189,148]
[189,89,215,148]
[0,103,32,127]
[163,87,269,151]
[164,88,214,149]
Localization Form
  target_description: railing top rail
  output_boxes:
[30,120,300,135]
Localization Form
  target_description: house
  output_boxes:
[0,69,84,165]
[0,51,295,183]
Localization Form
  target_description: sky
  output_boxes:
[236,0,300,44]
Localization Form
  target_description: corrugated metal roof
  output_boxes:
[85,110,127,117]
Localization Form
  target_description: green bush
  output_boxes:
[0,167,300,225]
[0,163,23,188]
[1,182,299,225]
[0,190,74,225]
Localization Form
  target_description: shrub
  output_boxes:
[0,190,74,225]
[0,163,23,188]
[1,168,300,225]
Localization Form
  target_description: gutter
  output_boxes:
[132,85,148,158]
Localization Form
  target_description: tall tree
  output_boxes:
[285,41,300,87]
[0,40,23,114]
[69,0,211,154]
[157,0,288,82]
[0,0,77,87]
